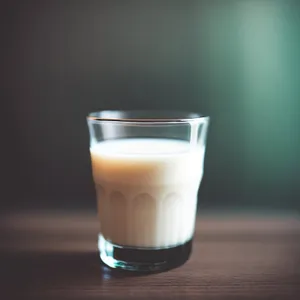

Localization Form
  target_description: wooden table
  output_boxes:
[1,211,300,299]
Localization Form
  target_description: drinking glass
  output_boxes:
[87,110,209,272]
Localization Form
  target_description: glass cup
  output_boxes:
[87,111,209,272]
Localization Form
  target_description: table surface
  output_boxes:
[1,211,300,299]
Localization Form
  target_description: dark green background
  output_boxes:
[4,0,300,210]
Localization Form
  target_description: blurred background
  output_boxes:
[3,0,300,212]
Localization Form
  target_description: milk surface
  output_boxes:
[90,138,204,248]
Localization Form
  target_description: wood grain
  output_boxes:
[1,211,300,299]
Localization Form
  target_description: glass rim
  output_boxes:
[87,110,209,125]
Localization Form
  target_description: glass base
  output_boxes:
[98,235,192,272]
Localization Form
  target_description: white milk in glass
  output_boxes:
[90,138,204,248]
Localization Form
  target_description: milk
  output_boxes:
[90,138,205,248]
